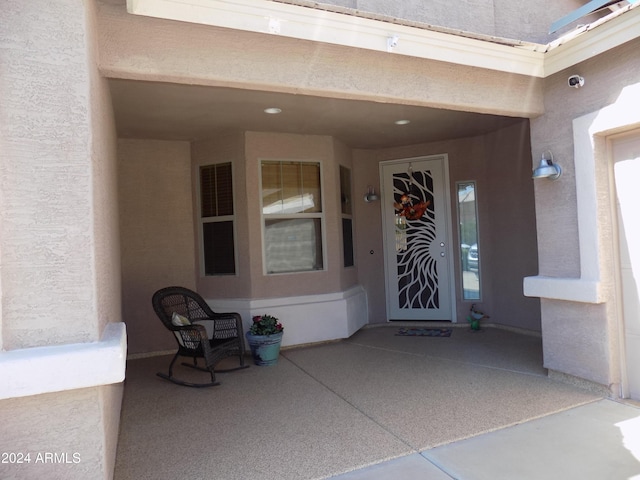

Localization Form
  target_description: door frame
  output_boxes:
[379,154,457,322]
[610,130,640,400]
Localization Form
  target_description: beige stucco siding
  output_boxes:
[243,132,344,299]
[90,9,123,340]
[2,0,100,349]
[0,385,122,479]
[1,1,124,479]
[96,0,544,120]
[118,139,195,355]
[333,138,359,291]
[530,37,640,387]
[192,133,251,298]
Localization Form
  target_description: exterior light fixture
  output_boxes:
[395,119,410,125]
[364,185,379,202]
[532,151,562,180]
[264,107,282,114]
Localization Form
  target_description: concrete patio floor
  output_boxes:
[114,325,640,479]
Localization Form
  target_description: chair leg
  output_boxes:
[156,372,220,388]
[167,352,179,377]
[215,364,249,373]
[212,348,249,373]
[156,352,221,388]
[182,361,209,372]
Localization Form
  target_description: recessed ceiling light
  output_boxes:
[395,119,410,125]
[264,107,282,114]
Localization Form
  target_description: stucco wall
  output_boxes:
[193,133,251,298]
[353,120,540,330]
[334,138,359,290]
[97,0,543,120]
[121,131,360,352]
[192,131,345,299]
[0,1,124,479]
[529,37,640,387]
[89,3,123,340]
[118,139,195,354]
[1,0,99,349]
[352,152,386,325]
[0,386,122,479]
[87,3,124,476]
[483,121,540,331]
[243,131,345,299]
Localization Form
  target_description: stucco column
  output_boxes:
[0,1,125,479]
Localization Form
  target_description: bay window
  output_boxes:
[261,160,324,274]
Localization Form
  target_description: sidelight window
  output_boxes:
[457,181,481,300]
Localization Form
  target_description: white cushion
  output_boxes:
[171,312,191,326]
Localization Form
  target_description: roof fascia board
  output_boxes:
[544,5,640,76]
[126,0,545,77]
[126,0,640,79]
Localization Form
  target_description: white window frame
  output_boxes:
[456,180,482,302]
[340,165,355,268]
[197,161,238,276]
[259,159,326,275]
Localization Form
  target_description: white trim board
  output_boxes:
[0,322,127,400]
[207,285,368,347]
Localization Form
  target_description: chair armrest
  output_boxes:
[208,312,244,340]
[175,324,210,352]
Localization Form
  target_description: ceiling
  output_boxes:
[109,79,525,150]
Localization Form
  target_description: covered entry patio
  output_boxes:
[113,325,631,480]
[3,2,640,479]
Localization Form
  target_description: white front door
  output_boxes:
[613,133,640,400]
[381,156,453,320]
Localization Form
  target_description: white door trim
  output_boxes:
[611,131,640,400]
[379,154,456,322]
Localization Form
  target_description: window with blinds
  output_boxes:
[261,160,324,274]
[200,163,235,275]
[340,166,354,267]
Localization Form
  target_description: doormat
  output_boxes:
[395,328,452,337]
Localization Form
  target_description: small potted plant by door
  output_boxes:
[467,304,489,331]
[246,314,284,366]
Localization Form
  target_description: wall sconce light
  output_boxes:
[364,185,379,202]
[532,151,562,180]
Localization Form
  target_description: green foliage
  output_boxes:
[249,314,283,335]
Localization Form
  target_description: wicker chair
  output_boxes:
[152,286,248,387]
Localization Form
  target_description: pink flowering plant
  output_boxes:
[249,314,283,336]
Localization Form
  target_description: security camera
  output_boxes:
[568,75,584,88]
[387,35,399,51]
